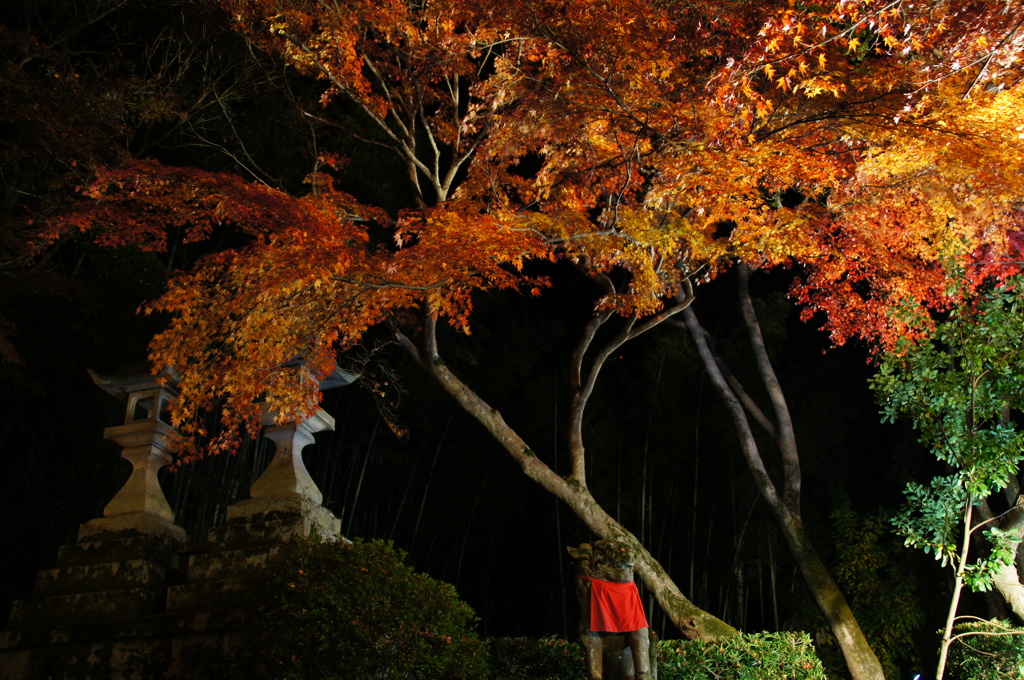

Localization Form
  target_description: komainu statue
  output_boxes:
[567,540,657,680]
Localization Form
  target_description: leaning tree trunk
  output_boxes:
[774,501,886,680]
[393,315,737,640]
[680,265,885,680]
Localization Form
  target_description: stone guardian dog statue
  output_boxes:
[567,540,656,680]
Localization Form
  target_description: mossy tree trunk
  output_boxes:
[678,264,884,680]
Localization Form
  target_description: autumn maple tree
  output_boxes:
[46,0,1024,678]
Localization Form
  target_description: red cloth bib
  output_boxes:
[581,576,649,632]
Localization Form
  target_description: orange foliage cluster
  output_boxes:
[52,0,1024,458]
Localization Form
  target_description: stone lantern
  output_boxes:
[222,364,358,541]
[222,405,340,541]
[80,370,186,543]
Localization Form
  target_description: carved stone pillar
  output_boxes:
[224,407,341,541]
[250,406,332,503]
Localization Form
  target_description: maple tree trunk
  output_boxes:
[398,322,737,640]
[682,295,885,680]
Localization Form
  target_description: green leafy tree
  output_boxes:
[871,276,1024,680]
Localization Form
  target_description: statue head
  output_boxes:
[567,539,638,583]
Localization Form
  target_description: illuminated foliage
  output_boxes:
[44,0,1024,658]
[51,0,1024,455]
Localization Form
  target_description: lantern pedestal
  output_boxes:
[224,407,340,541]
[79,419,185,543]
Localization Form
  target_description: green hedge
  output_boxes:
[946,619,1024,680]
[489,636,586,680]
[256,538,490,680]
[659,632,827,680]
[490,632,827,680]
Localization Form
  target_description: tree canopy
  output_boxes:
[48,0,1024,457]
